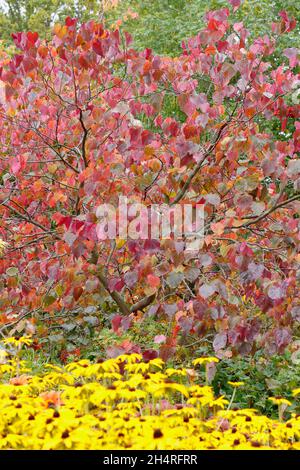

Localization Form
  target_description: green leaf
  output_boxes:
[6,267,19,277]
[42,294,56,307]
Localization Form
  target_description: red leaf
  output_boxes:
[73,286,83,301]
[143,349,158,361]
[112,315,122,333]
[65,17,77,27]
[159,344,176,362]
[27,31,39,44]
[108,278,125,292]
[228,0,242,12]
[147,274,160,288]
[92,40,104,56]
[183,125,198,139]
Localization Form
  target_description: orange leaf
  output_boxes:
[147,274,160,288]
[211,222,225,236]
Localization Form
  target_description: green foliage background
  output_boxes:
[0,0,299,56]
[111,0,300,57]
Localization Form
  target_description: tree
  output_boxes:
[0,3,299,357]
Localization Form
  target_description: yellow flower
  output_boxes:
[116,354,142,364]
[292,388,300,397]
[125,362,150,374]
[192,357,219,366]
[228,381,245,388]
[162,407,198,418]
[97,359,120,374]
[117,388,147,401]
[44,364,63,373]
[65,359,91,371]
[212,396,229,409]
[189,385,214,397]
[153,382,189,398]
[148,358,164,370]
[2,336,33,348]
[166,368,187,377]
[268,397,292,406]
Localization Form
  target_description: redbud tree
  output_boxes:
[0,4,299,357]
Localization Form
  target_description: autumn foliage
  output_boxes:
[0,4,299,358]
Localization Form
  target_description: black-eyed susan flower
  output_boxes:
[268,397,292,406]
[192,357,219,366]
[165,368,187,377]
[3,336,33,347]
[228,381,245,388]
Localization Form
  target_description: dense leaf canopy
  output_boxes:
[0,4,299,358]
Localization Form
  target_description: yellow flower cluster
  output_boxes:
[0,345,300,450]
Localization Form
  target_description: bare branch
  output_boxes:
[236,194,300,229]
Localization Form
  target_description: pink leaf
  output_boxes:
[211,221,225,236]
[108,278,125,292]
[213,332,227,351]
[111,315,122,333]
[228,0,242,12]
[154,335,166,344]
[283,48,300,68]
[11,158,21,175]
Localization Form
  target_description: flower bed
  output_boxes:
[0,340,299,450]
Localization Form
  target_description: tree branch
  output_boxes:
[1,201,54,235]
[130,293,156,313]
[96,270,131,316]
[78,109,90,169]
[170,105,238,205]
[236,194,300,229]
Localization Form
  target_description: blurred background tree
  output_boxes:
[0,1,120,42]
[109,0,299,56]
[0,1,299,55]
